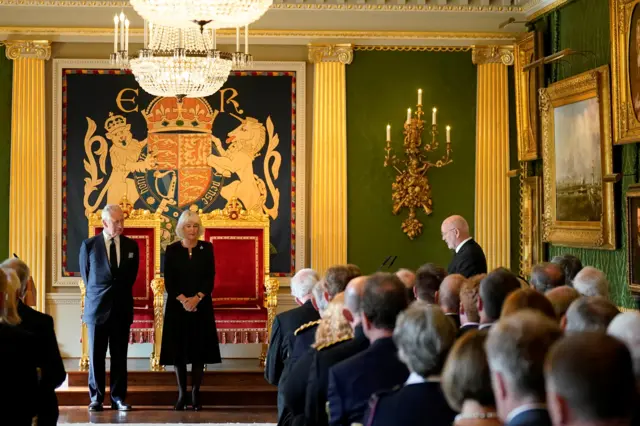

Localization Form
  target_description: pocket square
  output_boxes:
[128,252,134,259]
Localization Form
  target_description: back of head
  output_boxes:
[479,268,521,322]
[361,273,409,331]
[439,274,465,312]
[325,265,362,298]
[393,302,456,377]
[573,266,609,299]
[314,292,353,348]
[396,269,416,302]
[545,286,580,320]
[460,276,482,323]
[442,330,494,412]
[485,310,562,401]
[444,215,471,238]
[415,263,446,303]
[501,289,556,321]
[291,268,319,300]
[344,276,368,316]
[565,296,619,332]
[312,279,329,314]
[530,263,565,294]
[0,268,21,325]
[0,258,30,298]
[551,254,583,285]
[608,312,640,381]
[546,333,635,422]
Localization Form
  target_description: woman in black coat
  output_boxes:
[160,210,221,411]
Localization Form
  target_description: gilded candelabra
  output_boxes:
[384,91,453,239]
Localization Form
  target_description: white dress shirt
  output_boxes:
[103,232,121,267]
[455,237,472,253]
[404,372,426,386]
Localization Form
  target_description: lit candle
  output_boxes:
[386,124,391,142]
[418,89,422,105]
[407,108,411,124]
[432,107,437,125]
[244,25,249,54]
[113,14,119,53]
[124,19,130,52]
[446,125,451,143]
[236,27,240,52]
[119,12,125,51]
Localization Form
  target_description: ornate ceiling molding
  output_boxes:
[308,44,353,64]
[2,40,51,60]
[525,0,576,21]
[472,45,515,65]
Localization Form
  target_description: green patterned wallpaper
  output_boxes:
[0,47,11,260]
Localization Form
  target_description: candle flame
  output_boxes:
[446,125,451,130]
[119,11,125,20]
[114,14,119,24]
[433,107,437,112]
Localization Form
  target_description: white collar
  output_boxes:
[455,237,472,253]
[505,404,547,423]
[405,372,426,386]
[462,321,479,327]
[103,232,119,242]
[479,323,493,330]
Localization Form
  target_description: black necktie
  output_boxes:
[109,237,118,270]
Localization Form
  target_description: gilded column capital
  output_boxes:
[472,45,514,66]
[308,44,353,65]
[3,40,51,60]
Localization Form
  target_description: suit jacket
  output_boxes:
[447,239,488,278]
[363,381,456,426]
[17,300,66,425]
[445,313,460,330]
[506,408,552,426]
[80,233,140,325]
[327,337,409,426]
[265,300,320,385]
[278,347,317,426]
[305,325,370,426]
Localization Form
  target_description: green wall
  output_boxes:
[0,47,11,260]
[533,0,636,306]
[346,50,477,273]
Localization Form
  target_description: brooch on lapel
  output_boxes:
[128,252,134,258]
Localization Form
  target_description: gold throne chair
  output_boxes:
[200,198,279,365]
[78,200,166,371]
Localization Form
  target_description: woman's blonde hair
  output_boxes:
[313,292,353,348]
[176,210,204,239]
[0,268,21,325]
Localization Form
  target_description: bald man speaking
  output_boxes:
[441,215,487,278]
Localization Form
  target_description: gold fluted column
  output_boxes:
[472,46,513,271]
[5,41,50,312]
[308,44,353,274]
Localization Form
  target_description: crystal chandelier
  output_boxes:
[129,0,273,29]
[111,13,253,101]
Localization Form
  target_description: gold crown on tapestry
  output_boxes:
[143,97,214,134]
[105,112,128,133]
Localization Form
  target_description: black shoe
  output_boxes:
[191,390,202,411]
[174,395,187,411]
[88,401,103,412]
[111,400,132,411]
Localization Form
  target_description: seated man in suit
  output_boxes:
[458,275,483,337]
[441,215,487,278]
[414,263,446,304]
[327,273,409,426]
[485,310,562,426]
[478,268,520,330]
[564,296,619,332]
[530,263,565,294]
[2,259,66,426]
[437,274,464,330]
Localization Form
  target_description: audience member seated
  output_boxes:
[323,265,362,305]
[279,293,353,426]
[500,289,556,321]
[530,263,565,294]
[0,269,39,426]
[439,274,465,329]
[363,304,457,426]
[327,273,409,426]
[564,296,619,332]
[572,266,609,299]
[545,333,636,426]
[485,310,562,426]
[608,312,640,382]
[2,259,66,426]
[305,276,369,426]
[415,263,447,303]
[442,330,500,426]
[550,254,583,286]
[396,268,417,302]
[458,275,484,337]
[478,268,520,330]
[545,286,580,322]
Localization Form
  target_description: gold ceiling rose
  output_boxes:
[384,90,453,239]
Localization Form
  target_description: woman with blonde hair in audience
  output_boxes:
[279,292,353,426]
[0,268,22,325]
[442,329,500,426]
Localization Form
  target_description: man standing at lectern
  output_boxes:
[80,204,139,412]
[441,215,487,278]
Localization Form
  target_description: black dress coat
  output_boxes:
[159,240,221,365]
[447,239,488,278]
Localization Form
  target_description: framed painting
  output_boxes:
[626,185,640,295]
[610,0,640,144]
[540,65,616,249]
[515,31,544,161]
[520,175,543,278]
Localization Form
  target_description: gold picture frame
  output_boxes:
[515,31,544,160]
[540,66,616,249]
[610,0,640,144]
[626,185,640,295]
[520,175,543,278]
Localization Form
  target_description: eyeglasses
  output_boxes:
[441,228,456,237]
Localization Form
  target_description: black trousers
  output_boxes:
[87,316,131,403]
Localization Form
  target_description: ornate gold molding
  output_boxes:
[3,40,51,60]
[308,44,354,64]
[526,0,577,22]
[355,45,471,52]
[472,45,515,65]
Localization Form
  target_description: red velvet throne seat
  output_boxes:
[78,200,165,371]
[200,198,279,364]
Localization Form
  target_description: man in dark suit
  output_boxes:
[485,310,562,426]
[2,258,66,425]
[530,262,565,294]
[458,276,482,337]
[79,204,139,412]
[478,268,520,330]
[326,273,409,426]
[437,273,464,330]
[441,215,487,278]
[413,263,446,303]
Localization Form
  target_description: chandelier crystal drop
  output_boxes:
[129,0,273,29]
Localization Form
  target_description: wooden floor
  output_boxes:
[58,406,277,423]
